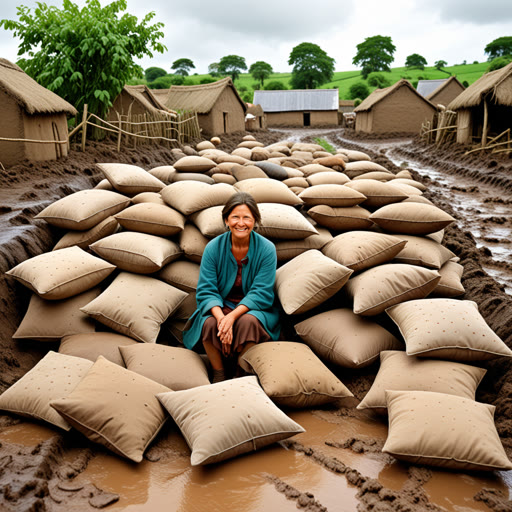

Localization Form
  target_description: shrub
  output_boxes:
[367,73,390,88]
[238,84,248,92]
[241,92,253,103]
[348,82,370,100]
[264,80,287,90]
[252,83,261,90]
[200,77,217,84]
[151,76,173,89]
[411,80,418,89]
[487,56,512,72]
[354,98,362,107]
[462,80,469,88]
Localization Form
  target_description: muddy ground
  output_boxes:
[1,128,512,512]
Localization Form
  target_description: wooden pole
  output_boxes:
[81,104,88,152]
[481,97,489,148]
[116,112,122,152]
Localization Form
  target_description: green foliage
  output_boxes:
[145,66,166,82]
[367,73,390,88]
[487,56,512,71]
[485,37,512,60]
[352,35,396,79]
[264,80,287,90]
[348,82,370,100]
[151,75,173,89]
[462,80,469,87]
[353,98,362,107]
[218,55,247,82]
[241,91,253,103]
[237,84,248,92]
[288,42,335,89]
[200,76,217,84]
[313,137,335,154]
[251,82,261,90]
[171,58,195,76]
[169,74,185,85]
[249,60,273,87]
[0,0,166,118]
[208,62,221,77]
[405,53,427,70]
[411,80,418,89]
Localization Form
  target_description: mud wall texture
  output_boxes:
[199,88,246,135]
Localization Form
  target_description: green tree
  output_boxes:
[171,58,195,76]
[348,82,370,100]
[405,53,427,69]
[434,59,448,70]
[0,0,166,118]
[352,35,396,79]
[264,80,287,90]
[249,61,273,87]
[151,75,173,89]
[218,55,247,82]
[208,62,221,77]
[200,77,217,84]
[367,73,390,88]
[485,37,512,60]
[487,56,512,72]
[145,66,166,82]
[288,42,335,89]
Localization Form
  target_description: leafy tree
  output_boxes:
[462,80,469,88]
[405,53,427,70]
[348,82,370,100]
[288,42,335,89]
[171,58,195,76]
[241,91,252,103]
[352,36,396,79]
[218,55,247,82]
[434,60,448,70]
[485,37,512,60]
[208,62,221,77]
[487,56,512,72]
[145,66,166,82]
[249,61,273,87]
[251,82,261,91]
[151,75,173,89]
[200,77,217,84]
[264,80,287,90]
[0,0,166,118]
[367,73,390,88]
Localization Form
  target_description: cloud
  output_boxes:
[430,0,512,24]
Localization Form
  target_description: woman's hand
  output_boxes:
[218,313,236,356]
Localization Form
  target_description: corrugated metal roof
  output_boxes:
[253,89,339,112]
[417,79,447,98]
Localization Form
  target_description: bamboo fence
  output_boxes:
[465,128,512,155]
[420,110,457,145]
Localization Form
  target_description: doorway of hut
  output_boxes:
[223,112,228,133]
[303,112,311,126]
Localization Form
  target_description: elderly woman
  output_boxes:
[183,192,280,382]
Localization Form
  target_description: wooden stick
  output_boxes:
[81,104,88,152]
[482,98,489,148]
[0,136,68,144]
[116,111,122,152]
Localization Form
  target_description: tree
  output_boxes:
[151,75,173,89]
[487,56,512,72]
[208,62,221,77]
[367,73,390,88]
[485,37,512,61]
[218,55,247,82]
[145,66,166,82]
[348,82,370,100]
[434,60,448,70]
[264,80,287,90]
[405,53,427,70]
[171,58,195,76]
[249,61,273,88]
[352,35,396,79]
[288,42,335,89]
[0,0,166,119]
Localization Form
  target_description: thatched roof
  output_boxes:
[164,77,246,114]
[0,58,77,116]
[425,76,465,101]
[246,103,264,116]
[121,85,175,115]
[339,99,355,107]
[447,62,512,110]
[253,89,339,112]
[149,88,170,104]
[354,79,436,113]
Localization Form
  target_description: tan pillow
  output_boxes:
[172,172,215,185]
[322,231,406,272]
[344,161,390,178]
[425,228,445,244]
[148,165,176,184]
[369,203,455,235]
[96,163,165,194]
[212,173,237,185]
[119,344,209,390]
[275,250,353,314]
[284,167,305,178]
[240,342,353,408]
[189,205,225,238]
[53,216,119,251]
[345,264,441,316]
[238,140,264,149]
[13,288,99,341]
[0,351,93,430]
[114,203,185,236]
[273,227,333,263]
[156,376,305,466]
[383,390,512,471]
[337,149,371,161]
[299,164,335,177]
[392,235,456,269]
[345,180,408,208]
[306,172,350,186]
[35,189,130,231]
[232,165,268,181]
[386,299,512,361]
[352,171,395,182]
[59,332,138,366]
[172,291,197,320]
[50,356,170,462]
[196,141,216,151]
[283,177,309,188]
[299,184,366,207]
[234,178,302,206]
[392,178,427,191]
[178,224,208,263]
[313,155,346,170]
[6,246,115,300]
[430,261,465,297]
[80,272,187,343]
[232,147,252,160]
[90,232,181,274]
[169,156,216,173]
[357,351,486,414]
[161,182,235,215]
[258,203,318,240]
[131,192,167,206]
[157,260,200,292]
[295,308,402,368]
[94,178,113,190]
[307,205,374,231]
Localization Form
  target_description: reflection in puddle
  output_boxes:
[0,421,57,445]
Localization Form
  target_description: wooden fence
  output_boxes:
[420,109,457,145]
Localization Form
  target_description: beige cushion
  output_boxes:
[232,165,268,181]
[189,205,225,238]
[369,203,455,235]
[131,192,167,206]
[156,376,305,466]
[232,147,252,160]
[322,231,406,272]
[80,272,187,343]
[313,155,346,170]
[234,178,302,206]
[212,173,237,185]
[352,171,395,182]
[179,224,208,263]
[344,161,390,178]
[402,195,434,206]
[239,140,264,149]
[345,180,408,208]
[13,288,99,341]
[196,141,216,151]
[275,250,353,314]
[345,264,441,316]
[35,189,130,231]
[299,164,335,177]
[161,182,235,216]
[173,156,216,173]
[431,261,465,297]
[283,177,309,188]
[391,182,424,197]
[53,216,119,251]
[299,184,366,207]
[383,390,512,471]
[386,299,512,361]
[96,163,165,194]
[295,309,402,368]
[426,228,444,244]
[90,232,181,274]
[258,203,318,240]
[307,205,373,231]
[94,178,113,190]
[172,291,197,320]
[284,167,305,178]
[6,246,115,300]
[114,203,185,236]
[59,332,138,366]
[357,351,486,414]
[148,165,176,184]
[273,228,333,263]
[306,172,350,186]
[157,260,200,292]
[172,172,215,185]
[395,170,413,179]
[50,356,170,462]
[337,149,371,162]
[119,344,209,390]
[240,342,353,408]
[0,351,93,430]
[392,178,427,191]
[392,235,455,269]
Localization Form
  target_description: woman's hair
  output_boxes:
[222,192,261,226]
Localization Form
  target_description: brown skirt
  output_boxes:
[201,306,270,355]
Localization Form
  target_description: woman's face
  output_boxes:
[225,204,255,242]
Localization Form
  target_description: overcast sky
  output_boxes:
[1,0,511,76]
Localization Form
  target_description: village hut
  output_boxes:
[253,89,339,127]
[245,103,267,131]
[164,77,246,136]
[0,58,77,168]
[417,77,465,108]
[447,62,512,146]
[354,79,437,134]
[338,99,355,125]
[107,85,171,121]
[149,88,170,105]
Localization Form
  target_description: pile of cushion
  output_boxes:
[2,134,511,471]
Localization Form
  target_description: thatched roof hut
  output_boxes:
[0,58,77,167]
[245,103,267,131]
[417,77,465,108]
[447,62,512,145]
[164,77,246,136]
[108,85,174,121]
[354,79,437,134]
[149,88,170,104]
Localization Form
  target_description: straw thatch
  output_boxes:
[150,88,170,104]
[448,62,512,110]
[118,85,175,116]
[0,58,77,116]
